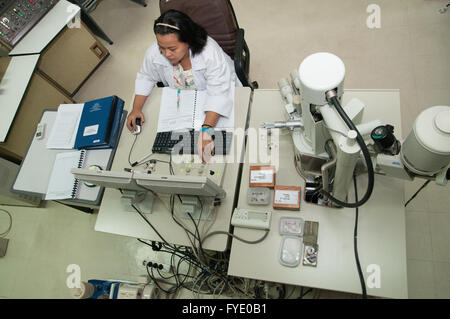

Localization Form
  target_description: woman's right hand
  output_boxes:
[127,109,146,132]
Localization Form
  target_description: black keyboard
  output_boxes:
[152,129,232,155]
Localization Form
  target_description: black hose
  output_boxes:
[404,180,430,207]
[353,174,367,299]
[319,95,375,208]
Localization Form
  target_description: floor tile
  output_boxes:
[365,54,416,90]
[433,262,450,299]
[0,256,29,297]
[369,26,413,60]
[405,211,433,260]
[416,88,450,114]
[11,259,73,299]
[407,259,435,299]
[406,0,450,27]
[429,213,450,262]
[399,88,421,138]
[0,207,40,260]
[426,183,450,214]
[412,53,450,91]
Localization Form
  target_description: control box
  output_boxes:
[171,154,226,187]
[0,0,59,48]
[231,207,272,230]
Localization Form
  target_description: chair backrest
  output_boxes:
[159,0,238,60]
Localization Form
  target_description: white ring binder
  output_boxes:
[192,90,198,129]
[71,150,87,199]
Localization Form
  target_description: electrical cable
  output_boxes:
[127,133,170,168]
[174,255,199,282]
[0,208,12,237]
[201,229,270,245]
[136,192,257,298]
[169,153,174,175]
[170,195,200,241]
[132,204,171,246]
[87,0,102,13]
[156,267,174,281]
[137,239,203,270]
[166,244,203,269]
[298,286,313,299]
[187,212,205,258]
[285,285,296,299]
[146,264,178,295]
[139,240,203,289]
[184,247,233,297]
[186,198,210,265]
[128,144,250,298]
[127,134,139,166]
[319,94,375,208]
[404,180,430,207]
[150,263,188,298]
[353,174,367,299]
[171,197,227,285]
[132,152,155,167]
[129,141,250,297]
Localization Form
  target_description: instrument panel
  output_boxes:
[0,0,59,48]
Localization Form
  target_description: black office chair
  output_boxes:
[158,0,258,89]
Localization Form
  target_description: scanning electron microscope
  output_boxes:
[263,52,450,208]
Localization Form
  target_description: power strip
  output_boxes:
[143,260,172,274]
[231,208,272,230]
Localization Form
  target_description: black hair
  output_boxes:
[154,10,207,56]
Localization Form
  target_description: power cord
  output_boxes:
[201,229,270,245]
[298,286,313,299]
[132,204,172,247]
[353,174,367,299]
[127,134,139,167]
[404,180,430,207]
[0,208,12,238]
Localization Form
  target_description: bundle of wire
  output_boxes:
[128,135,291,298]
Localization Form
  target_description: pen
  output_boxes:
[177,89,180,110]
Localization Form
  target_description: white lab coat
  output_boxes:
[135,36,241,119]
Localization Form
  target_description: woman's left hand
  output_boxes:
[197,131,215,163]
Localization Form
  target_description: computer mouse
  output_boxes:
[132,118,141,135]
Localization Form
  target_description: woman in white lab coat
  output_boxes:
[127,9,240,160]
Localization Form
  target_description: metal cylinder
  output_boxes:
[401,106,450,175]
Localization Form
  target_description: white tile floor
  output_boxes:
[0,0,449,299]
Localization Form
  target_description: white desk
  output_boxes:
[0,55,39,142]
[95,87,252,252]
[1,0,80,156]
[13,110,121,208]
[228,89,408,299]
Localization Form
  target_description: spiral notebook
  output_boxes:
[45,150,86,200]
[157,87,234,132]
